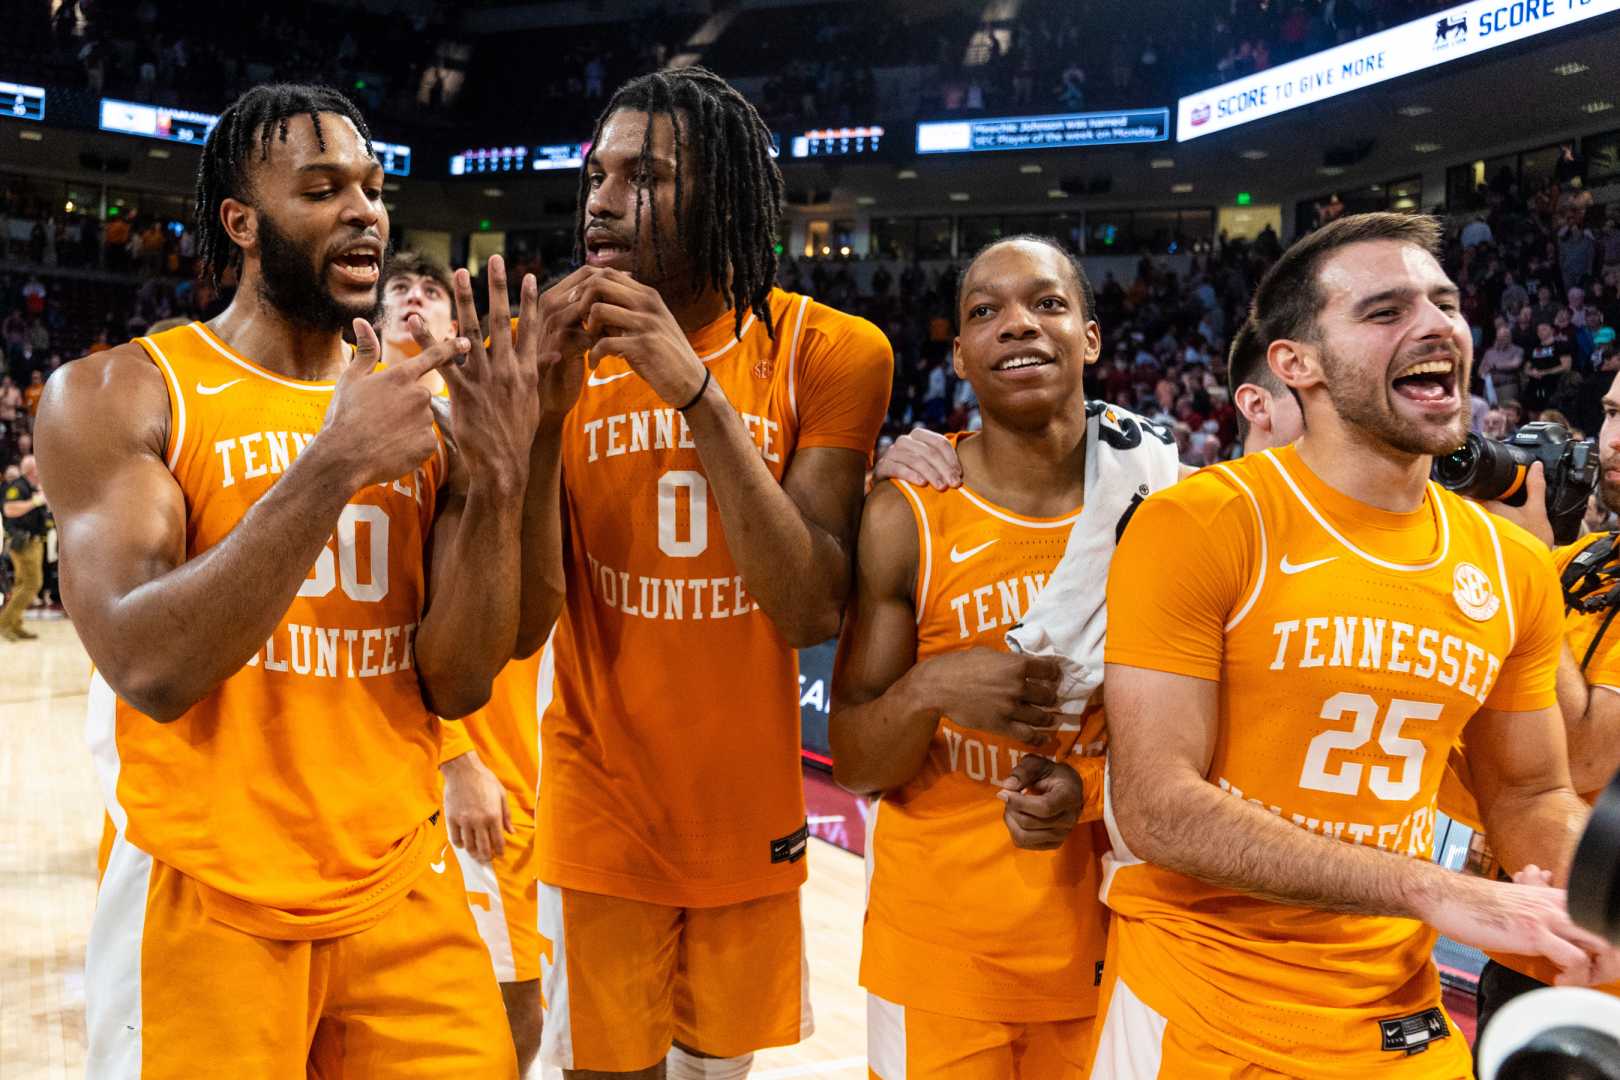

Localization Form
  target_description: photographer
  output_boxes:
[0,454,46,642]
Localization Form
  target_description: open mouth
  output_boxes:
[585,234,633,267]
[993,352,1056,374]
[331,246,380,285]
[1390,357,1458,408]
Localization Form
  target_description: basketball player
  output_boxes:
[377,248,546,1070]
[1094,212,1620,1078]
[517,68,893,1079]
[35,84,542,1076]
[830,236,1112,1078]
[1227,315,1304,455]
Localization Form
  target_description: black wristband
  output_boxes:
[677,367,712,412]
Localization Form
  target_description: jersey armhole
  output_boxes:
[1462,499,1519,644]
[889,479,932,627]
[1207,463,1268,632]
[784,294,812,426]
[134,335,185,473]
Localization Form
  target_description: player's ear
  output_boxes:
[952,338,968,380]
[1082,319,1102,366]
[1269,337,1318,391]
[220,197,256,252]
[1234,383,1269,432]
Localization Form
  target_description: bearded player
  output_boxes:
[831,236,1115,1078]
[36,84,541,1076]
[1095,212,1620,1078]
[377,248,548,1070]
[518,68,892,1078]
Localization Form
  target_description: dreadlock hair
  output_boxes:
[194,83,375,287]
[574,66,784,342]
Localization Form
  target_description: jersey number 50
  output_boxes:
[297,504,390,602]
[1299,692,1443,803]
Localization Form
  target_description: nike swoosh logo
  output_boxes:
[586,370,633,387]
[1280,555,1338,575]
[430,844,447,875]
[949,539,999,563]
[195,379,243,396]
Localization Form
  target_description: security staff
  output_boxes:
[2,454,48,641]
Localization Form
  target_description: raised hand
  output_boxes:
[318,318,467,491]
[533,266,597,421]
[915,648,1063,746]
[996,754,1084,850]
[438,255,542,489]
[575,267,708,408]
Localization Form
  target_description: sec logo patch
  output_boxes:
[1452,562,1500,622]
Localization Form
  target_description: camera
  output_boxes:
[1433,422,1598,545]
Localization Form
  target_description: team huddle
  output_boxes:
[33,67,1620,1080]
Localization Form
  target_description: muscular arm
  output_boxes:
[1467,700,1593,883]
[1105,663,1458,917]
[414,402,527,719]
[685,379,867,646]
[3,494,41,517]
[828,484,933,795]
[513,420,566,658]
[35,346,357,721]
[1555,644,1620,793]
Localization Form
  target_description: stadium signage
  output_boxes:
[917,109,1169,154]
[98,98,412,175]
[2,81,45,122]
[1177,0,1620,141]
[790,126,884,158]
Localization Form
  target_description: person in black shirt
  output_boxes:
[1,454,47,641]
[1524,321,1572,414]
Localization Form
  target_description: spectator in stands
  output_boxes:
[22,276,45,317]
[0,453,47,642]
[1482,408,1509,439]
[1498,271,1528,319]
[22,370,45,419]
[104,214,130,272]
[1559,218,1596,293]
[1460,212,1493,249]
[1480,322,1524,404]
[1524,322,1571,412]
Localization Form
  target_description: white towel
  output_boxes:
[1005,402,1183,716]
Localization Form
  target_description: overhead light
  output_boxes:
[949,192,970,202]
[1171,182,1194,194]
[18,130,42,142]
[1396,104,1432,117]
[1553,61,1591,76]
[856,195,876,206]
[1046,188,1067,198]
[1150,158,1174,169]
[1239,149,1267,161]
[839,245,851,256]
[482,187,504,197]
[148,147,170,159]
[1318,166,1345,177]
[1412,142,1442,153]
[1019,163,1042,174]
[1583,100,1615,113]
[64,200,74,212]
[821,245,831,255]
[896,168,918,180]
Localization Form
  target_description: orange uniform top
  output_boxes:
[535,289,892,907]
[1102,444,1562,1077]
[91,321,448,940]
[439,649,547,820]
[861,467,1109,1023]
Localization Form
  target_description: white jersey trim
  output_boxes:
[85,830,152,1079]
[785,294,812,423]
[1209,462,1268,633]
[140,335,187,472]
[892,480,933,627]
[186,321,343,392]
[952,485,1086,529]
[1262,449,1452,573]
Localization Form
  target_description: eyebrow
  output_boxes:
[965,276,1069,301]
[586,150,676,172]
[1352,284,1459,314]
[296,161,381,178]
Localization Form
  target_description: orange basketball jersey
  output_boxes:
[447,648,547,820]
[536,289,892,907]
[1102,444,1563,1077]
[861,467,1109,1024]
[90,321,448,940]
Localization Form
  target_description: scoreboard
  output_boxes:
[2,81,44,122]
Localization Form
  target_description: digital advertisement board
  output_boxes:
[917,109,1170,154]
[2,81,45,122]
[1178,0,1620,141]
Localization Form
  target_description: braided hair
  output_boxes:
[193,83,374,287]
[574,67,784,342]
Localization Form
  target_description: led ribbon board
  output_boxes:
[1177,0,1620,141]
[916,109,1170,154]
[791,126,885,157]
[2,81,45,122]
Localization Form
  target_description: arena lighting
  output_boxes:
[789,125,884,158]
[97,97,413,175]
[918,108,1169,154]
[1,80,45,122]
[1178,0,1620,141]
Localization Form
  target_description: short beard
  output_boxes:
[1601,475,1620,516]
[255,210,382,332]
[1319,339,1470,457]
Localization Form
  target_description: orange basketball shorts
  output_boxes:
[86,822,516,1079]
[866,993,1094,1079]
[452,815,540,983]
[537,884,811,1072]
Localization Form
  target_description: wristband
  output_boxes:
[677,368,712,412]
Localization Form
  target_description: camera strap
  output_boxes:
[1562,532,1620,672]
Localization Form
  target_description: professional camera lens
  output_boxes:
[1433,434,1529,505]
[1569,769,1620,945]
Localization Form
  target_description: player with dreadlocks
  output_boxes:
[513,67,893,1079]
[36,82,544,1075]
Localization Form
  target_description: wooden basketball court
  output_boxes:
[0,619,870,1079]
